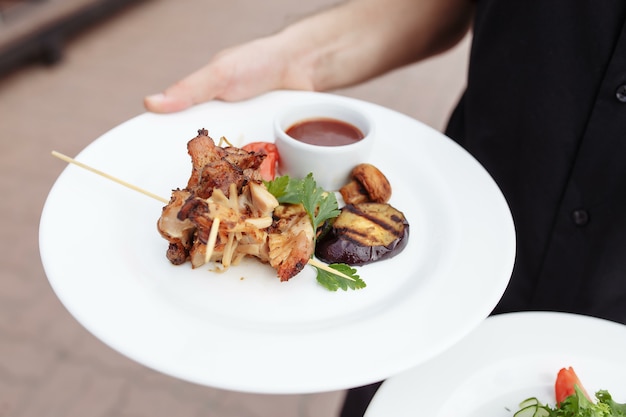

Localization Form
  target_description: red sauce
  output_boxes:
[286,118,364,146]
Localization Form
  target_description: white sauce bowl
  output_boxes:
[273,101,375,191]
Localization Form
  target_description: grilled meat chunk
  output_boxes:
[157,129,314,281]
[268,204,315,281]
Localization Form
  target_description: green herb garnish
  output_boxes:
[265,174,365,291]
[266,173,340,231]
[314,262,366,291]
[514,387,626,417]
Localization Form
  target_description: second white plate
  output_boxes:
[366,312,626,417]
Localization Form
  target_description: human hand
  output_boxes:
[144,0,473,114]
[143,36,314,113]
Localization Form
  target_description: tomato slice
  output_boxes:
[242,142,279,181]
[555,367,591,405]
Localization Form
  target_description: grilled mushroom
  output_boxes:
[339,163,392,204]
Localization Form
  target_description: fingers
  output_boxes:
[143,37,305,113]
[144,66,224,113]
[143,92,193,113]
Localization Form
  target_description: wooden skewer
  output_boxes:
[307,258,356,282]
[51,150,354,282]
[51,151,169,204]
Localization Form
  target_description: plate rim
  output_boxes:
[38,90,515,394]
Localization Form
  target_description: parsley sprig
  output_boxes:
[265,174,366,291]
[265,173,339,230]
[315,262,366,291]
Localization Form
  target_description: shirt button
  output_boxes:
[616,84,626,102]
[571,209,590,226]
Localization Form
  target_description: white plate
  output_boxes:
[365,312,626,416]
[39,91,515,394]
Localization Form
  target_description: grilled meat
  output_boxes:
[268,204,315,281]
[157,129,315,281]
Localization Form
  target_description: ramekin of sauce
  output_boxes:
[273,101,375,191]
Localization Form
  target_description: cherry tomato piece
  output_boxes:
[242,142,279,181]
[555,367,591,405]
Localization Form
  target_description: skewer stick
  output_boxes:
[307,258,356,281]
[51,151,169,204]
[52,150,354,282]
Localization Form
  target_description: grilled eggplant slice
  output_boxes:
[315,202,409,266]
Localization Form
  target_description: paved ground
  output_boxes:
[0,1,468,416]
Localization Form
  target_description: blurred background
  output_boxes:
[0,0,469,416]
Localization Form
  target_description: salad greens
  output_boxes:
[514,386,626,417]
[265,174,366,291]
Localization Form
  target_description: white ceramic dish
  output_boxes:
[365,312,626,417]
[274,100,375,191]
[39,90,515,394]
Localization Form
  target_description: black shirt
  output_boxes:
[446,1,626,324]
[339,4,626,415]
